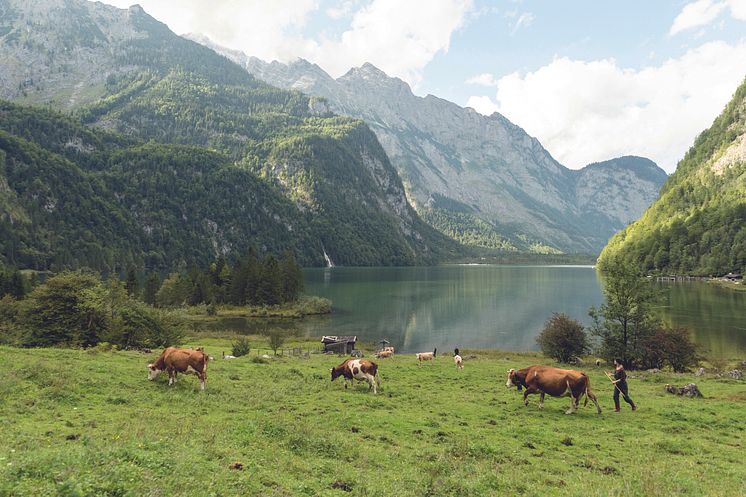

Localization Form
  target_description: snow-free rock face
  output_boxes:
[0,0,149,107]
[192,40,666,253]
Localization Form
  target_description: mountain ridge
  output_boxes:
[191,41,667,254]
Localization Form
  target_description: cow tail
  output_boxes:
[582,372,590,406]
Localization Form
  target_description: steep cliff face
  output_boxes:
[0,0,455,269]
[574,156,669,242]
[600,78,746,275]
[196,43,666,254]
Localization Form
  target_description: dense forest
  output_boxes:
[599,78,746,276]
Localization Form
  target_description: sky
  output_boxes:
[97,0,746,172]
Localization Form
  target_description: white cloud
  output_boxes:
[510,12,535,36]
[465,95,500,114]
[669,0,743,35]
[326,0,356,20]
[465,73,499,86]
[302,0,473,86]
[727,0,746,19]
[97,0,473,89]
[468,41,746,172]
[98,0,319,63]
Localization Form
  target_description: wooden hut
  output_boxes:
[321,336,357,354]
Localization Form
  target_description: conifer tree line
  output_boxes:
[143,249,304,308]
[0,265,31,299]
[0,249,305,308]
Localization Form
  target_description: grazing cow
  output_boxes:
[454,354,463,370]
[147,347,209,391]
[376,349,393,359]
[416,348,437,364]
[331,358,380,394]
[506,365,601,415]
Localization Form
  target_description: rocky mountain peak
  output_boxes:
[339,63,412,94]
[185,40,668,254]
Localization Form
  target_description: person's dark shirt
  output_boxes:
[614,367,627,382]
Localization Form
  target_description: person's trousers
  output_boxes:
[614,381,635,409]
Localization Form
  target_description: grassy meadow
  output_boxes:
[1,336,744,497]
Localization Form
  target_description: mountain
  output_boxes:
[573,156,668,244]
[0,0,455,270]
[191,41,667,254]
[599,77,746,275]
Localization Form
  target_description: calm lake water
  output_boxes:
[212,266,746,357]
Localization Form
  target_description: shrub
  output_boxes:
[232,336,251,357]
[206,302,217,316]
[536,313,589,363]
[19,272,184,349]
[0,295,21,345]
[640,327,701,372]
[21,272,105,347]
[267,329,285,355]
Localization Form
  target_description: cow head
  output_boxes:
[506,368,523,391]
[147,364,162,381]
[330,367,341,382]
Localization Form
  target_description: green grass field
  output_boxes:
[1,337,744,497]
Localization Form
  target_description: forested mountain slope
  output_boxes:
[0,102,320,270]
[194,43,667,254]
[0,0,455,269]
[599,78,746,275]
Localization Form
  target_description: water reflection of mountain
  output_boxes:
[302,266,605,353]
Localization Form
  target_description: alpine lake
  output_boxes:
[203,265,746,358]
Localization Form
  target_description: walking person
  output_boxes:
[611,359,637,412]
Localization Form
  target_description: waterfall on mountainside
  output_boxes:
[322,246,335,268]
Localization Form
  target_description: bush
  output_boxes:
[0,295,21,345]
[206,302,217,316]
[536,313,589,363]
[267,329,285,355]
[640,327,701,372]
[231,336,251,357]
[19,271,184,349]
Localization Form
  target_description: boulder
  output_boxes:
[665,383,703,398]
[725,369,743,380]
[695,367,706,377]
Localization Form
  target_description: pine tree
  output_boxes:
[125,267,139,297]
[143,272,160,306]
[255,255,281,306]
[280,250,304,303]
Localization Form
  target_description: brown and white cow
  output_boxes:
[506,365,601,414]
[147,347,209,391]
[331,358,380,394]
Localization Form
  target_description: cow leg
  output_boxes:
[199,372,206,391]
[367,374,377,394]
[566,395,578,415]
[539,391,545,409]
[168,370,175,386]
[587,389,602,414]
[523,387,537,406]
